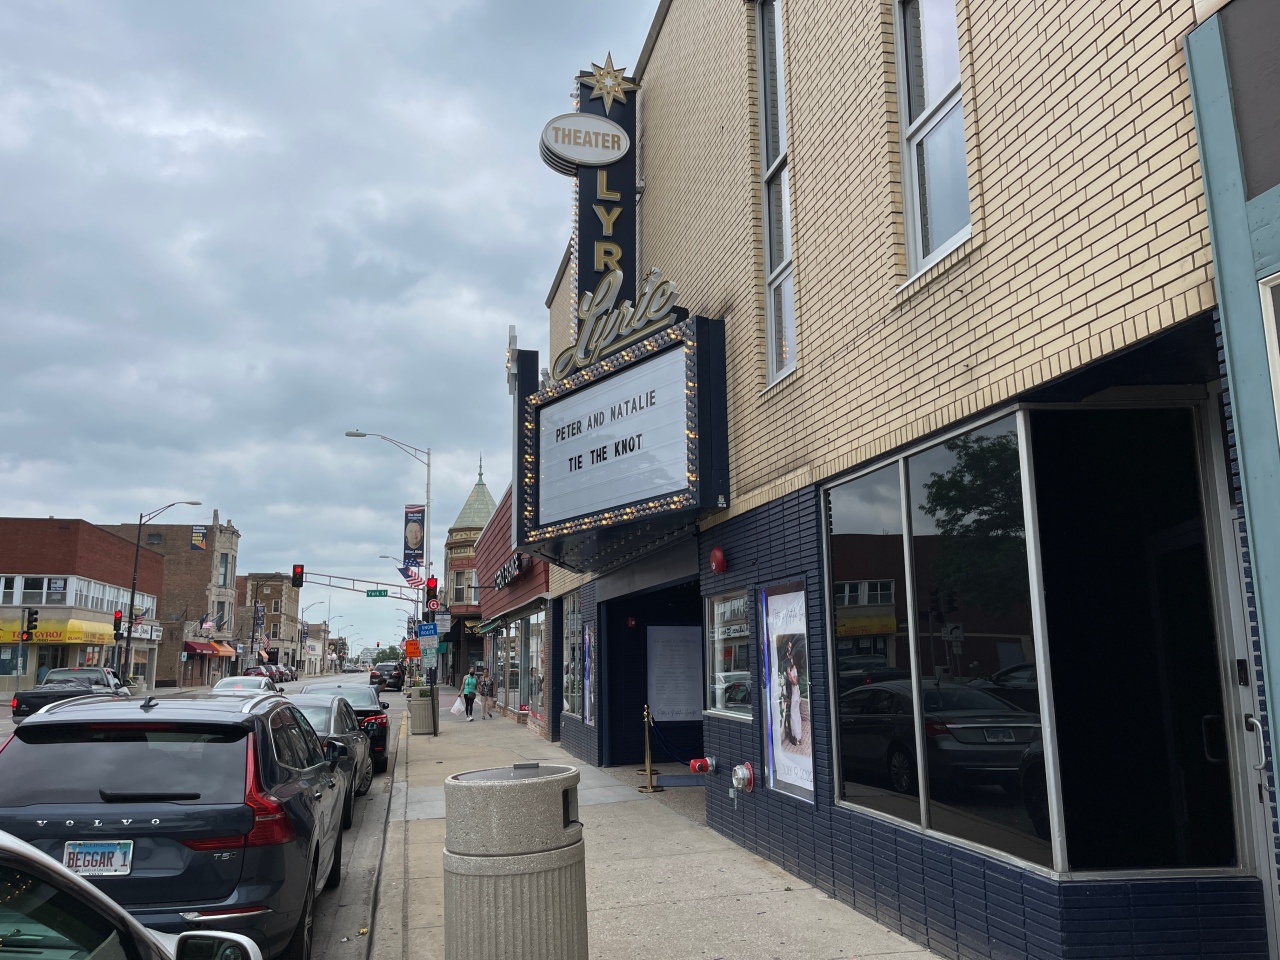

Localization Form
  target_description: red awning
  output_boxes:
[184,640,217,655]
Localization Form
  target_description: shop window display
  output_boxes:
[563,591,584,717]
[706,590,751,717]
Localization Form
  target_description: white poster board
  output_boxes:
[761,583,814,802]
[646,625,703,722]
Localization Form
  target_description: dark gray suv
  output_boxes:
[0,693,346,960]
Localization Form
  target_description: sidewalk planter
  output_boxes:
[443,763,586,960]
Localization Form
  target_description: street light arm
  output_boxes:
[346,431,430,469]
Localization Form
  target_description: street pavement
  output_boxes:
[367,686,941,960]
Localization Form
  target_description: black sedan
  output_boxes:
[839,681,1040,794]
[299,683,391,773]
[289,694,374,827]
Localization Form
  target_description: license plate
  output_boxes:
[63,840,134,877]
[984,728,1015,743]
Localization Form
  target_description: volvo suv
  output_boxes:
[0,693,347,960]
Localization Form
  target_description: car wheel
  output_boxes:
[373,755,388,774]
[341,784,354,830]
[282,863,316,960]
[356,759,374,797]
[325,830,343,890]
[887,746,916,794]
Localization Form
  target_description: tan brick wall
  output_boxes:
[626,0,1213,524]
[548,245,577,365]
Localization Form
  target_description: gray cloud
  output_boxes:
[0,0,654,648]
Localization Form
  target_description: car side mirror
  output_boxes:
[324,740,348,764]
[175,931,263,960]
[381,701,390,710]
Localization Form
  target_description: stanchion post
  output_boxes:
[637,704,664,794]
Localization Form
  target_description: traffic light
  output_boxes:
[426,576,438,603]
[928,589,941,619]
[25,608,39,638]
[113,610,123,641]
[291,564,305,588]
[376,642,381,648]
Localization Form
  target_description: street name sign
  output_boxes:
[366,589,388,598]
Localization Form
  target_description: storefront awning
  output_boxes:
[210,642,236,658]
[184,640,217,655]
[476,618,506,634]
[1,617,118,644]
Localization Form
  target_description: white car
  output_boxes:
[211,675,280,695]
[0,828,263,960]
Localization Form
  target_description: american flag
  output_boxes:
[199,614,214,630]
[131,613,145,627]
[399,566,427,589]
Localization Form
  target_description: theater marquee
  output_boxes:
[515,316,728,573]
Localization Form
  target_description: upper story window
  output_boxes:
[759,0,796,383]
[218,553,229,587]
[453,570,465,604]
[899,0,970,272]
[470,569,479,604]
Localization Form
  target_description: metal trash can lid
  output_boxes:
[454,762,574,782]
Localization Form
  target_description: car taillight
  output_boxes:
[244,732,295,846]
[924,719,951,738]
[368,714,389,727]
[181,835,247,851]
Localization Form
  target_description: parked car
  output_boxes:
[0,692,347,960]
[838,680,1040,794]
[968,662,1040,714]
[243,665,271,679]
[288,694,375,824]
[713,671,750,710]
[211,675,280,695]
[373,661,404,691]
[283,666,299,682]
[299,682,391,773]
[10,667,131,724]
[836,654,911,689]
[0,827,264,960]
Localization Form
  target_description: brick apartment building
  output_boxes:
[0,518,163,691]
[505,1,1280,955]
[100,510,239,687]
[235,573,303,673]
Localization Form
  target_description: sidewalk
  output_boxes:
[372,688,939,960]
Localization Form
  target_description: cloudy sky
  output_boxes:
[0,0,654,652]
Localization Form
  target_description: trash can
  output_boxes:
[443,763,586,960]
[408,685,438,736]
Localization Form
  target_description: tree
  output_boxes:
[919,429,1029,617]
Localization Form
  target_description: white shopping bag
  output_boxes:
[450,696,465,716]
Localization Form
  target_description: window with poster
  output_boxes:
[760,580,813,802]
[562,591,583,717]
[705,590,751,719]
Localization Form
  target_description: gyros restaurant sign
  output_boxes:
[539,347,688,525]
[540,113,630,168]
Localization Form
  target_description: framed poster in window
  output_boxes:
[761,580,813,802]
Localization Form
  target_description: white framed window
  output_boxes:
[469,569,479,604]
[453,571,465,604]
[759,0,796,383]
[897,0,970,273]
[271,599,280,614]
[218,553,229,587]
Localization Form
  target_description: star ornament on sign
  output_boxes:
[582,53,637,115]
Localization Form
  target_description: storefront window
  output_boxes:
[527,612,546,720]
[706,590,751,718]
[505,626,521,711]
[563,591,584,718]
[827,462,918,823]
[907,415,1047,866]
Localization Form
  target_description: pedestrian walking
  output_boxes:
[479,668,495,718]
[461,667,478,721]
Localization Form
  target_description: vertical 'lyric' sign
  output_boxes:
[540,54,639,319]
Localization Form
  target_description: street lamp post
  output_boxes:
[122,500,202,683]
[346,431,431,672]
